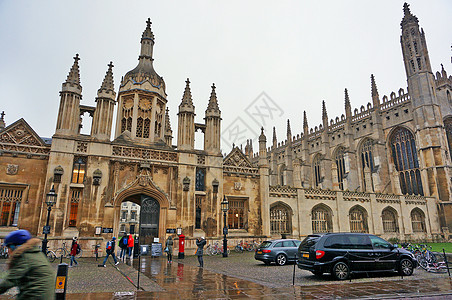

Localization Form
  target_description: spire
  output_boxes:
[344,88,351,109]
[272,126,277,146]
[206,83,221,115]
[322,100,327,120]
[303,111,308,131]
[140,18,155,60]
[179,78,195,112]
[371,74,380,108]
[0,111,5,130]
[259,127,266,143]
[286,119,292,138]
[98,62,115,94]
[401,2,418,27]
[165,107,172,132]
[62,54,82,93]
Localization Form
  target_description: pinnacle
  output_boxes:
[401,2,418,27]
[286,119,291,136]
[259,127,266,143]
[66,54,81,85]
[303,111,308,129]
[272,126,277,144]
[98,61,115,93]
[322,100,327,120]
[371,74,379,97]
[344,88,351,109]
[180,78,194,108]
[142,18,155,40]
[206,83,220,113]
[165,107,172,132]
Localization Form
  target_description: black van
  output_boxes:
[297,233,417,280]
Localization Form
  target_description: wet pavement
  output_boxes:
[1,255,452,299]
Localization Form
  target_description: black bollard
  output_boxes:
[293,254,297,285]
[55,263,68,299]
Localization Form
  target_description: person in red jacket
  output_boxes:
[70,237,79,267]
[127,234,134,259]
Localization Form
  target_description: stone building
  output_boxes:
[0,3,451,252]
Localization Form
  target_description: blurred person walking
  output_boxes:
[0,230,55,299]
[69,236,79,267]
[102,236,119,267]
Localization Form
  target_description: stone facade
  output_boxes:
[0,4,451,253]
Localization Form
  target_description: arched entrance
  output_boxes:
[140,196,160,245]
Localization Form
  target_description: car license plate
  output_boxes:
[257,251,262,254]
[302,253,309,258]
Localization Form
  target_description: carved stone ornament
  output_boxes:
[139,175,150,187]
[6,164,19,175]
[234,182,242,191]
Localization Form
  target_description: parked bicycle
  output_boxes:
[0,244,9,259]
[55,242,83,259]
[235,241,244,253]
[416,244,447,273]
[45,248,57,263]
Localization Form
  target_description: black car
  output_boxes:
[297,233,417,280]
[255,239,301,266]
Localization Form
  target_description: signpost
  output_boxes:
[43,225,50,235]
[102,228,113,233]
[166,228,176,234]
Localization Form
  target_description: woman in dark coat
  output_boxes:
[195,237,206,267]
[165,236,173,263]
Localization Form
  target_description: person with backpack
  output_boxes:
[165,235,173,263]
[127,234,134,259]
[102,237,119,267]
[118,233,128,262]
[0,230,55,299]
[69,237,79,267]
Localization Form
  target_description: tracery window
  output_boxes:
[349,206,368,233]
[335,147,346,190]
[411,208,426,233]
[382,207,398,233]
[270,203,291,234]
[313,155,322,188]
[311,205,332,233]
[445,117,452,160]
[0,186,23,227]
[195,168,206,191]
[228,198,246,229]
[69,188,82,227]
[136,97,152,138]
[71,157,86,184]
[121,96,133,133]
[360,139,374,189]
[390,127,423,195]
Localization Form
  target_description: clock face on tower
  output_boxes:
[123,98,134,110]
[139,98,152,110]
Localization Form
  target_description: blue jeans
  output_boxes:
[128,247,133,257]
[102,251,118,265]
[70,255,78,266]
[120,248,127,260]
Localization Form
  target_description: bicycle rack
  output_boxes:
[442,249,451,277]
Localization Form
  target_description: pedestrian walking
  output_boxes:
[102,236,119,267]
[0,230,55,300]
[69,236,79,267]
[118,233,128,262]
[127,234,134,259]
[165,236,173,263]
[195,237,206,268]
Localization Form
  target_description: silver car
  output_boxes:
[254,239,301,266]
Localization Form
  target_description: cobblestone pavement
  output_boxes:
[0,251,452,299]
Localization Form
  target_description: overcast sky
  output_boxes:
[0,0,450,153]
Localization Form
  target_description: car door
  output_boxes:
[282,240,297,260]
[369,235,398,271]
[346,234,375,272]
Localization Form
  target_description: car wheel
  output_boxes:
[275,254,287,266]
[399,258,414,276]
[332,261,350,280]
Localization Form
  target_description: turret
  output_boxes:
[177,78,195,150]
[55,54,82,136]
[204,83,221,154]
[164,108,173,147]
[258,127,267,167]
[92,62,116,140]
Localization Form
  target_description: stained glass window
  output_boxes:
[270,204,291,234]
[312,205,332,233]
[349,206,368,233]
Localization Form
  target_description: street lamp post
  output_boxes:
[42,185,57,254]
[221,196,229,257]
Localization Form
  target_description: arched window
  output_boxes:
[313,155,322,188]
[270,203,292,235]
[411,208,426,233]
[382,207,398,233]
[389,127,423,195]
[360,138,374,190]
[445,117,452,160]
[349,206,368,233]
[71,157,86,184]
[335,147,346,190]
[311,204,333,233]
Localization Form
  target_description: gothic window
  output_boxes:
[270,203,292,235]
[360,139,374,190]
[313,155,322,188]
[120,224,125,233]
[228,198,246,229]
[121,97,133,134]
[195,168,206,191]
[136,117,144,137]
[121,211,127,220]
[0,185,23,227]
[349,206,368,233]
[335,147,346,190]
[382,207,398,233]
[131,211,136,221]
[195,196,203,229]
[143,119,151,138]
[71,157,86,184]
[390,127,423,195]
[311,205,333,233]
[69,188,82,227]
[445,117,452,160]
[411,208,426,233]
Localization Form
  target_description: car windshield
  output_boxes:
[299,235,321,251]
[259,241,272,249]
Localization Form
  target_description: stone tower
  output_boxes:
[400,3,451,201]
[114,19,168,145]
[55,54,82,136]
[204,83,221,155]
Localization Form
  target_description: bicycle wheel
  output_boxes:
[76,249,83,258]
[428,263,447,273]
[46,251,56,263]
[417,256,428,270]
[55,248,66,259]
